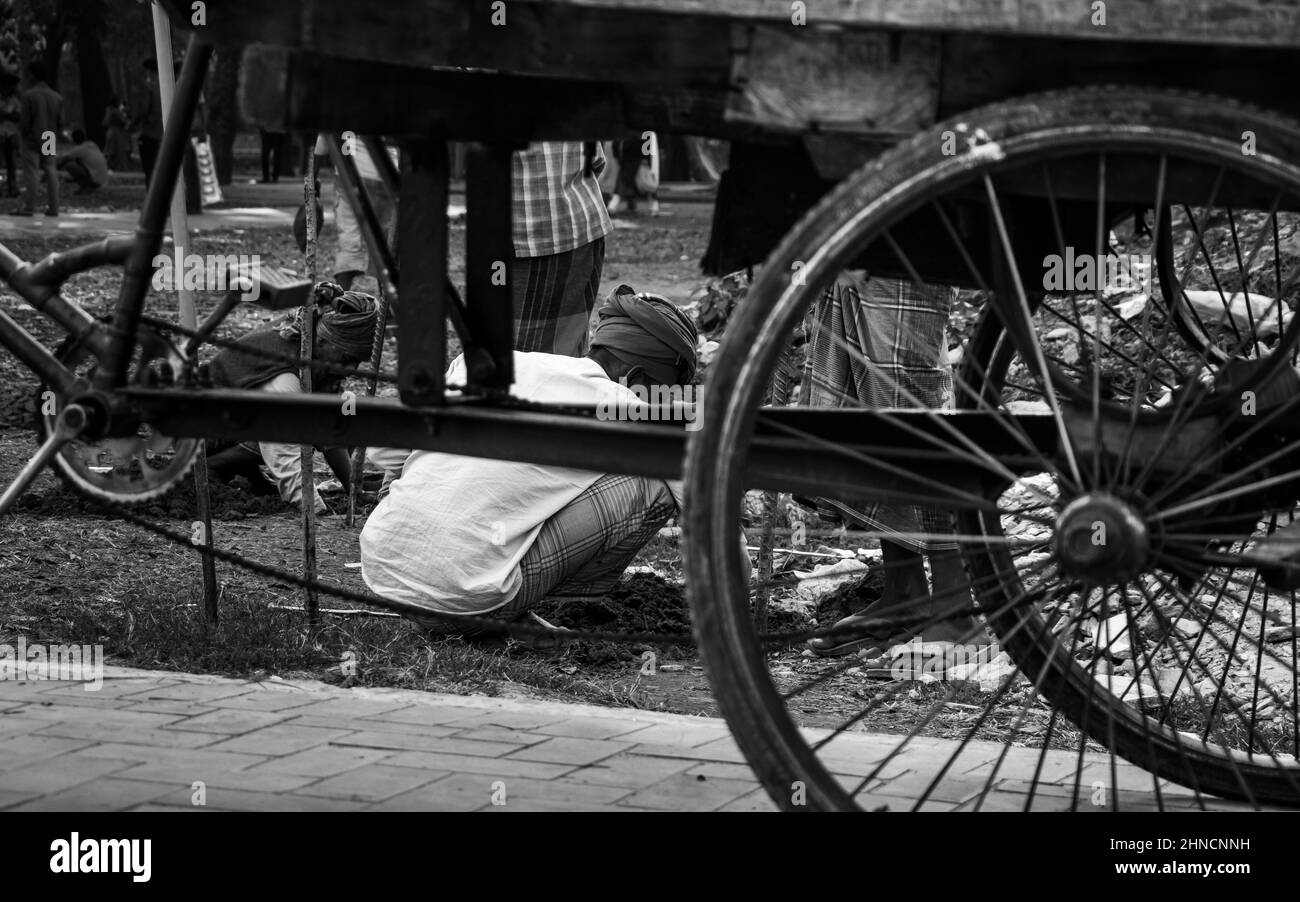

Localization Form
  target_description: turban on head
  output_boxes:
[590,285,698,386]
[278,281,379,361]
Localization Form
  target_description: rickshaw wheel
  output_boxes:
[686,87,1300,810]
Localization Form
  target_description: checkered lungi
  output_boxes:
[801,273,958,553]
[494,472,677,618]
[512,237,606,357]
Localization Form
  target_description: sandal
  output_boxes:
[807,611,915,658]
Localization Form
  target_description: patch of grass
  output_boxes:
[24,581,653,710]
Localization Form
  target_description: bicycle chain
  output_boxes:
[88,491,846,647]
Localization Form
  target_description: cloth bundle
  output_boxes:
[590,284,698,385]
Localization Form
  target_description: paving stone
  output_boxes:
[15,778,177,812]
[295,765,448,802]
[251,744,392,777]
[288,715,459,739]
[332,732,523,757]
[3,692,130,710]
[287,697,417,720]
[565,754,695,789]
[1058,760,1163,793]
[204,723,353,756]
[113,764,319,795]
[531,716,649,741]
[151,785,370,812]
[383,750,575,780]
[506,736,634,766]
[716,788,780,812]
[0,734,95,770]
[440,709,571,731]
[206,691,324,713]
[13,705,180,729]
[366,776,483,812]
[122,682,257,703]
[616,773,755,811]
[368,704,487,727]
[383,773,631,812]
[449,728,553,747]
[123,700,220,717]
[164,708,294,735]
[0,752,138,795]
[72,743,267,772]
[630,735,748,764]
[480,799,640,812]
[0,787,41,809]
[0,681,54,700]
[38,678,184,700]
[685,762,760,781]
[0,714,64,741]
[35,721,220,750]
[616,721,731,748]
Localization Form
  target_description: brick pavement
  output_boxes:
[0,665,1261,811]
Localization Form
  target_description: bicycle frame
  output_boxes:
[0,35,1066,510]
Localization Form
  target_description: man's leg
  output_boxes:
[19,146,38,212]
[62,159,92,191]
[42,155,58,214]
[3,138,16,196]
[332,177,369,288]
[511,237,605,357]
[139,136,159,185]
[498,473,676,619]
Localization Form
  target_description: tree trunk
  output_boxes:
[76,27,113,147]
[206,45,242,185]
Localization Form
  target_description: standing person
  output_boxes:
[259,128,286,183]
[57,128,108,194]
[16,61,61,217]
[314,134,396,290]
[101,95,131,171]
[607,131,660,216]
[0,76,19,198]
[797,273,988,658]
[511,141,612,356]
[130,59,163,186]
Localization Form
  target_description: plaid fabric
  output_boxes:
[801,274,959,553]
[496,473,677,618]
[512,236,605,356]
[512,141,612,258]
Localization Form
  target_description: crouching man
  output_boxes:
[360,287,702,639]
[204,283,378,513]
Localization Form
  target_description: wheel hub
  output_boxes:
[1055,492,1150,585]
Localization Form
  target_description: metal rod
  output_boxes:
[0,405,88,517]
[98,36,212,391]
[151,8,218,626]
[301,143,321,625]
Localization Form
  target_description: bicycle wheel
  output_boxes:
[685,87,1300,810]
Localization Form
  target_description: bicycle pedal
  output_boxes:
[224,261,313,311]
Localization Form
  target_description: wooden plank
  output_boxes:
[727,25,939,135]
[525,0,1300,47]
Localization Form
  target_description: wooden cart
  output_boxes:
[4,0,1300,810]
